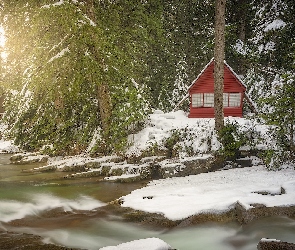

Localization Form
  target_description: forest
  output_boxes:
[0,0,294,163]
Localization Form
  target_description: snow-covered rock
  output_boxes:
[257,238,295,250]
[10,153,48,164]
[99,237,173,250]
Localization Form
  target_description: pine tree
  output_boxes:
[241,0,295,165]
[1,0,152,155]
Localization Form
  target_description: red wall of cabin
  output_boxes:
[188,107,243,118]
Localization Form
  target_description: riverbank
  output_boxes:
[1,153,295,249]
[1,111,295,249]
[5,151,295,228]
[0,231,82,250]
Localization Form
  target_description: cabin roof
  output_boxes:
[187,57,247,91]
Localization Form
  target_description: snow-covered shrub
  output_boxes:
[218,121,246,160]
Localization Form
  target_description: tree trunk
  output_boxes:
[97,84,112,132]
[214,0,226,132]
[85,0,113,131]
[290,107,295,153]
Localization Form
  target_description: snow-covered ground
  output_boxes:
[0,139,19,153]
[0,123,19,153]
[120,164,295,220]
[127,110,274,157]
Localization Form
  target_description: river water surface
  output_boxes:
[1,154,295,250]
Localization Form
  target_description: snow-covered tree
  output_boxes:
[1,1,151,155]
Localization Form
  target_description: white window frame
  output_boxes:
[192,92,242,108]
[204,93,214,107]
[229,93,241,107]
[223,93,229,107]
[192,93,203,107]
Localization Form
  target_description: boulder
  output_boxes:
[235,202,295,224]
[257,238,295,250]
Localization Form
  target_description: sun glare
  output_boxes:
[0,25,8,61]
[0,26,5,47]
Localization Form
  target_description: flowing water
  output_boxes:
[1,154,295,250]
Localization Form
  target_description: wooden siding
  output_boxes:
[189,107,243,118]
[189,61,245,94]
[188,60,245,118]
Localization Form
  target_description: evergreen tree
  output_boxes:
[1,0,152,155]
[241,0,295,165]
[263,74,295,152]
[225,0,254,74]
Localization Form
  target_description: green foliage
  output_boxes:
[1,1,152,155]
[163,127,210,158]
[1,1,104,155]
[164,130,182,158]
[260,149,291,170]
[218,122,245,160]
[142,142,163,158]
[261,74,295,158]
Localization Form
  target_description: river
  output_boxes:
[1,154,295,250]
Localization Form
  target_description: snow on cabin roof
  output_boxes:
[173,58,215,111]
[187,57,247,91]
[224,60,247,89]
[187,57,215,91]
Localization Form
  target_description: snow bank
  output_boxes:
[46,155,119,170]
[121,165,295,221]
[0,140,19,154]
[99,237,172,250]
[127,110,215,154]
[127,110,274,157]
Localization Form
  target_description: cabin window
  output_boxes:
[223,93,241,107]
[192,93,214,107]
[192,93,241,108]
[204,93,214,107]
[192,93,202,107]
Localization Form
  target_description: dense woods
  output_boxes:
[0,0,294,158]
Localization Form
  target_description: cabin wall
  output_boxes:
[189,63,245,94]
[188,107,243,118]
[189,93,244,118]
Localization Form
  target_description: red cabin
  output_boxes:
[188,58,246,118]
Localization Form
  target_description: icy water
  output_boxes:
[1,154,295,250]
